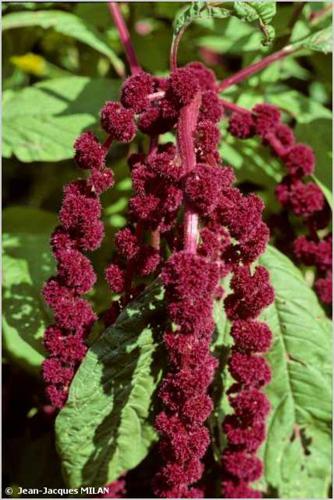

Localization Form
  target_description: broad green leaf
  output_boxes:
[256,246,332,498]
[56,282,165,488]
[2,77,120,162]
[233,1,276,45]
[2,207,57,373]
[2,10,124,75]
[292,26,332,54]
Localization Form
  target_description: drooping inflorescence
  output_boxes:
[228,104,332,306]
[44,56,276,497]
[42,132,114,408]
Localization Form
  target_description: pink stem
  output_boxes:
[108,2,141,75]
[184,211,198,254]
[177,92,202,253]
[148,136,161,251]
[218,45,296,92]
[103,135,113,150]
[220,99,247,115]
[309,3,332,23]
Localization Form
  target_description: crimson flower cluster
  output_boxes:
[229,104,332,305]
[42,131,114,408]
[114,62,275,498]
[43,54,277,497]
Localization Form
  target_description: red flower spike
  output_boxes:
[194,120,220,161]
[44,326,87,362]
[283,144,315,177]
[222,480,262,499]
[115,227,140,260]
[59,181,101,230]
[76,219,105,252]
[88,167,114,195]
[54,297,97,331]
[230,320,272,353]
[186,61,217,91]
[222,450,263,482]
[136,246,160,276]
[315,272,332,304]
[223,415,266,453]
[51,226,75,257]
[46,385,67,409]
[100,101,136,142]
[228,351,271,388]
[264,123,295,156]
[229,111,255,139]
[199,90,224,123]
[184,164,222,216]
[120,71,154,112]
[169,67,200,106]
[229,389,271,423]
[252,103,281,137]
[42,358,74,385]
[74,131,105,170]
[225,266,274,320]
[105,263,126,293]
[57,249,96,294]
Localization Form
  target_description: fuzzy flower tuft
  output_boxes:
[229,111,255,139]
[74,131,105,170]
[105,263,126,293]
[100,101,136,142]
[169,67,200,106]
[120,71,154,113]
[225,266,274,320]
[252,103,281,137]
[283,144,315,177]
[186,61,216,91]
[184,164,222,215]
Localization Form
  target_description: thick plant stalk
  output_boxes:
[177,91,202,252]
[108,2,141,75]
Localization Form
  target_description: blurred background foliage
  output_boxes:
[2,1,332,496]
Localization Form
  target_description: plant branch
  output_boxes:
[170,26,186,71]
[177,92,202,253]
[218,45,297,92]
[148,136,161,251]
[309,3,333,24]
[108,2,141,75]
[220,99,247,115]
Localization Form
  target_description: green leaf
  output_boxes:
[173,1,230,36]
[312,175,332,210]
[233,1,276,45]
[292,26,332,54]
[256,246,332,497]
[2,207,57,373]
[2,10,124,75]
[56,282,165,488]
[197,17,263,54]
[2,77,120,162]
